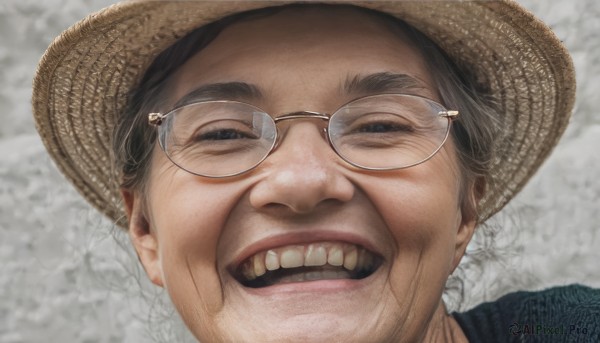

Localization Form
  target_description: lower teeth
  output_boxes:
[240,265,375,288]
[282,270,351,283]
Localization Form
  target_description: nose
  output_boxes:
[248,121,355,214]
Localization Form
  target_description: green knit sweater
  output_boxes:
[453,284,600,342]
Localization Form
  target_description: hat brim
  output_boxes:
[32,0,576,227]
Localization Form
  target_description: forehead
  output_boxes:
[168,5,438,111]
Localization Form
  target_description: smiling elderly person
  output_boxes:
[33,1,598,342]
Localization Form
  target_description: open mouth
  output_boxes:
[233,242,382,288]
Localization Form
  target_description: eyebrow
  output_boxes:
[174,82,263,107]
[173,72,426,108]
[343,72,426,96]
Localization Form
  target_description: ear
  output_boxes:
[121,188,164,288]
[450,179,481,272]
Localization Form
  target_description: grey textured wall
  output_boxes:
[1,1,599,342]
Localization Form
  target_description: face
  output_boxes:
[124,6,476,342]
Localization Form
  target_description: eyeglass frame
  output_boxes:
[148,93,459,178]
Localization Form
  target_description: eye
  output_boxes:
[196,128,256,141]
[352,120,414,134]
[189,119,259,143]
[346,112,416,135]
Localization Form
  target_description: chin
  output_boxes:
[179,250,426,343]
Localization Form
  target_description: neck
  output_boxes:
[421,302,468,343]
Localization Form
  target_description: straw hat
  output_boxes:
[32,0,575,227]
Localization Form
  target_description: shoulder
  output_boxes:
[452,284,600,342]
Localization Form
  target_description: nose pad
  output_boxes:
[248,122,354,214]
[322,127,330,144]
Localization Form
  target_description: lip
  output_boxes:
[227,230,384,273]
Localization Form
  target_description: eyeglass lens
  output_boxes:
[158,94,451,177]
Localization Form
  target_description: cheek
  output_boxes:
[381,182,460,272]
[359,156,462,296]
[144,155,246,325]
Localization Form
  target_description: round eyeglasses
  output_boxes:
[148,93,458,178]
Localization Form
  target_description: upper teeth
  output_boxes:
[239,242,375,281]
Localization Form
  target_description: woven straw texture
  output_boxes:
[32,0,575,226]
